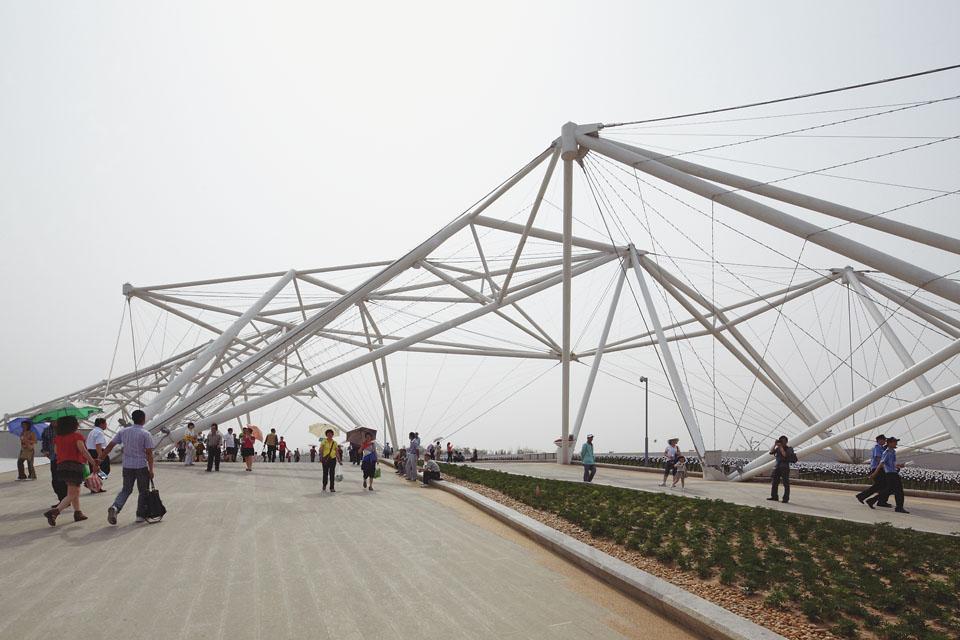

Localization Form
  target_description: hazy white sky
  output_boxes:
[2,1,959,452]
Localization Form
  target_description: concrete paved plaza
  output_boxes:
[473,462,960,536]
[0,461,695,640]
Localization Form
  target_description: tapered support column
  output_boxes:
[628,245,707,458]
[844,268,960,450]
[560,122,577,464]
[571,265,627,447]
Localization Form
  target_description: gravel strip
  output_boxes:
[444,476,841,640]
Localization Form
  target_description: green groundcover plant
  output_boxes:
[440,464,960,640]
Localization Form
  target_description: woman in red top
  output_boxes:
[44,416,99,526]
[240,427,256,472]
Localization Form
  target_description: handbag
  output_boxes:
[144,479,167,523]
[374,465,381,479]
[81,463,91,480]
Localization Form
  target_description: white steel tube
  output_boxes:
[501,148,561,300]
[736,336,960,476]
[578,133,960,306]
[845,269,960,448]
[560,148,574,465]
[897,431,952,455]
[149,147,555,431]
[737,382,960,481]
[571,266,627,446]
[144,269,296,423]
[609,139,960,255]
[628,245,707,457]
[857,273,960,337]
[643,258,853,462]
[182,254,618,430]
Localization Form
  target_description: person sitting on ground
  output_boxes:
[421,454,441,487]
[671,455,688,491]
[395,448,406,474]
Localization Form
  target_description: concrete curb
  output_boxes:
[434,480,786,640]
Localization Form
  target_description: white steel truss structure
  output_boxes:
[5,120,960,477]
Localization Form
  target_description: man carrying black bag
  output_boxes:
[100,409,156,525]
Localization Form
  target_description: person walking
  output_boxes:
[206,423,223,472]
[85,417,109,492]
[405,432,421,481]
[224,427,237,462]
[856,434,889,507]
[671,456,688,491]
[309,445,317,463]
[278,436,288,463]
[265,429,279,462]
[101,409,155,525]
[659,438,680,486]
[360,432,377,491]
[868,437,908,513]
[581,434,597,482]
[240,427,256,472]
[43,416,101,526]
[40,422,67,505]
[17,420,38,480]
[320,429,338,492]
[446,441,453,463]
[767,435,794,504]
[294,449,301,463]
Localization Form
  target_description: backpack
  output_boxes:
[144,479,167,523]
[786,447,798,464]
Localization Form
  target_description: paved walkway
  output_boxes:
[473,462,960,537]
[0,461,695,640]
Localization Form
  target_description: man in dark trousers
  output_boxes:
[856,434,890,507]
[40,421,68,506]
[867,437,908,513]
[206,423,223,472]
[766,435,793,504]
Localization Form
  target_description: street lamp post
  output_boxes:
[640,376,649,465]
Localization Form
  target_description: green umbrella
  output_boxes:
[31,406,103,424]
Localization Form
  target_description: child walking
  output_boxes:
[671,455,688,491]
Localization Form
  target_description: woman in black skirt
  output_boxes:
[360,432,377,491]
[240,427,257,472]
[44,416,100,526]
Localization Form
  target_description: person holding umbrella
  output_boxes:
[240,427,257,472]
[43,415,100,526]
[360,432,377,491]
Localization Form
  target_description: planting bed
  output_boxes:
[583,455,960,493]
[440,463,960,640]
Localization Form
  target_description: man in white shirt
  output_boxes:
[223,427,237,462]
[86,418,110,491]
